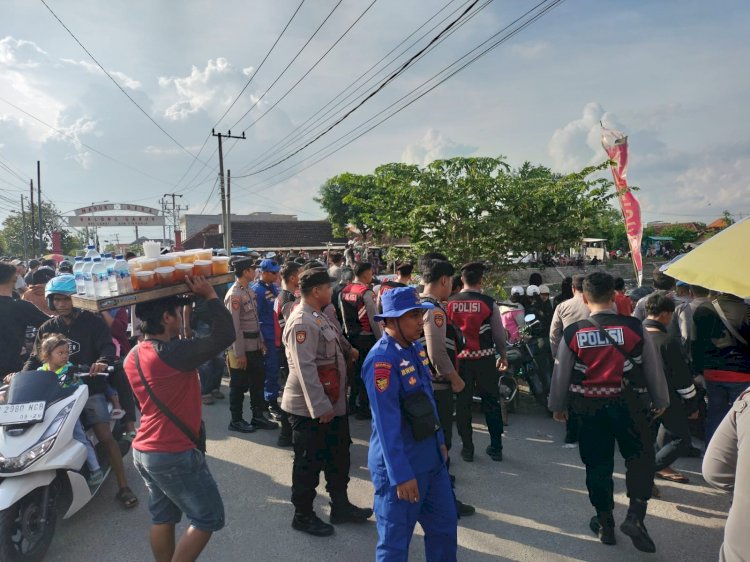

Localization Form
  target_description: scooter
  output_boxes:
[0,366,127,561]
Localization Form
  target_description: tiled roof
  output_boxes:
[182,220,347,250]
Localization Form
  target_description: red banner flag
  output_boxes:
[602,128,643,286]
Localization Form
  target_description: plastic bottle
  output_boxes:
[113,255,133,295]
[92,257,111,298]
[84,244,100,261]
[103,253,118,294]
[73,256,85,295]
[82,257,95,297]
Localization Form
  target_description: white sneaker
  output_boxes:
[562,443,578,449]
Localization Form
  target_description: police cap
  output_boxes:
[232,257,255,276]
[299,267,334,290]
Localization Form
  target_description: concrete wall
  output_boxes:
[181,212,298,238]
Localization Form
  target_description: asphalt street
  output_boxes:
[47,389,728,562]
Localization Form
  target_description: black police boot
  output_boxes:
[228,419,256,433]
[485,446,503,462]
[251,412,279,430]
[292,512,334,537]
[589,511,616,545]
[621,499,656,553]
[329,500,373,524]
[460,446,474,462]
[456,499,476,517]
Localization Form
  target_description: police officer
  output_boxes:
[282,267,372,537]
[363,286,457,562]
[446,262,508,462]
[549,272,670,553]
[252,258,283,418]
[225,258,277,433]
[340,262,381,418]
[275,261,301,447]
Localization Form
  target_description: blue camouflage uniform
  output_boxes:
[363,332,458,561]
[252,278,280,402]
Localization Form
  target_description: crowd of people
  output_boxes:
[1,248,748,561]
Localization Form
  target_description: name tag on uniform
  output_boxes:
[576,328,624,348]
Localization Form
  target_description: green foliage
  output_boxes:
[316,156,617,268]
[659,224,699,247]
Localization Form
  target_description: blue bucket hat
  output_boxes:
[374,286,434,322]
[259,258,280,273]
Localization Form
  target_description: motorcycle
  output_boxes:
[0,365,127,561]
[505,314,551,410]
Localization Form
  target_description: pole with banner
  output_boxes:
[601,127,643,286]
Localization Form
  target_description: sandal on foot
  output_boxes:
[655,470,689,484]
[116,486,138,508]
[111,409,125,420]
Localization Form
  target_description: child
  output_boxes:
[39,333,104,487]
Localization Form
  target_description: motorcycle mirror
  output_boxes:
[524,314,536,323]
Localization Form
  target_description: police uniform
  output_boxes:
[340,280,382,417]
[549,310,669,551]
[225,267,274,431]
[281,268,371,535]
[275,286,299,445]
[252,260,281,404]
[446,263,507,461]
[363,287,457,562]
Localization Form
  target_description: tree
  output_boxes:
[659,225,699,248]
[0,200,80,257]
[317,156,616,268]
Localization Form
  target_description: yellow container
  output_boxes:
[180,251,197,264]
[193,260,212,277]
[174,263,194,282]
[195,249,212,261]
[211,256,230,275]
[139,258,158,271]
[135,271,156,290]
[155,266,176,286]
[158,255,178,268]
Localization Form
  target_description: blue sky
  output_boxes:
[1,0,748,244]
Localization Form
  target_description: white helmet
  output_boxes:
[538,284,550,295]
[526,285,540,297]
[510,286,524,296]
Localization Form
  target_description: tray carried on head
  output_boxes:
[71,273,234,312]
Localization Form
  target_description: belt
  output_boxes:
[569,384,621,397]
[458,348,495,359]
[243,331,260,339]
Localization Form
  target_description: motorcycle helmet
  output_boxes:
[526,285,540,297]
[538,284,550,295]
[57,260,73,273]
[45,274,76,311]
[510,286,524,296]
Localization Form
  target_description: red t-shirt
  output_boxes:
[614,292,633,316]
[124,340,201,453]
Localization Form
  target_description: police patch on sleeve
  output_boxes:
[231,297,241,310]
[296,330,307,344]
[374,361,391,392]
[433,312,445,328]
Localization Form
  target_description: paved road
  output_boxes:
[47,389,728,562]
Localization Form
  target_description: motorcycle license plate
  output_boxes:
[0,401,46,425]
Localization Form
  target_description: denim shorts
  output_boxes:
[83,394,110,425]
[133,449,225,532]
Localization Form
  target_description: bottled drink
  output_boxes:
[103,253,118,294]
[73,256,85,295]
[113,255,133,295]
[84,244,100,261]
[82,257,95,297]
[92,257,111,298]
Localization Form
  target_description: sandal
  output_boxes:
[111,409,126,420]
[116,486,138,508]
[655,470,689,484]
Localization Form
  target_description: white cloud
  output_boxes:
[158,57,238,121]
[0,36,48,67]
[401,129,477,167]
[60,58,141,90]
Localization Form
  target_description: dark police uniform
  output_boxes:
[363,288,457,561]
[549,310,669,547]
[252,262,281,404]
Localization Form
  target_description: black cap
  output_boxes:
[232,257,255,276]
[299,268,334,290]
[461,261,486,273]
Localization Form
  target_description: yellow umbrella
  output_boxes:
[665,218,750,298]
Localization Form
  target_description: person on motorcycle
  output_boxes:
[499,286,526,344]
[38,332,104,487]
[0,261,49,379]
[24,274,138,508]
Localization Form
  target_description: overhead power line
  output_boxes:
[39,0,207,167]
[172,0,306,193]
[235,0,567,198]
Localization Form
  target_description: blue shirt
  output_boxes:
[251,281,279,337]
[363,333,445,488]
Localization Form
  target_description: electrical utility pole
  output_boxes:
[29,180,35,256]
[158,198,167,247]
[20,195,28,260]
[226,169,231,254]
[37,161,43,255]
[212,129,245,253]
[162,193,187,249]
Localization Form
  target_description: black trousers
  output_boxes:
[574,395,655,513]
[655,398,692,471]
[349,334,376,413]
[228,350,265,421]
[433,386,455,451]
[455,356,503,450]
[288,414,351,514]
